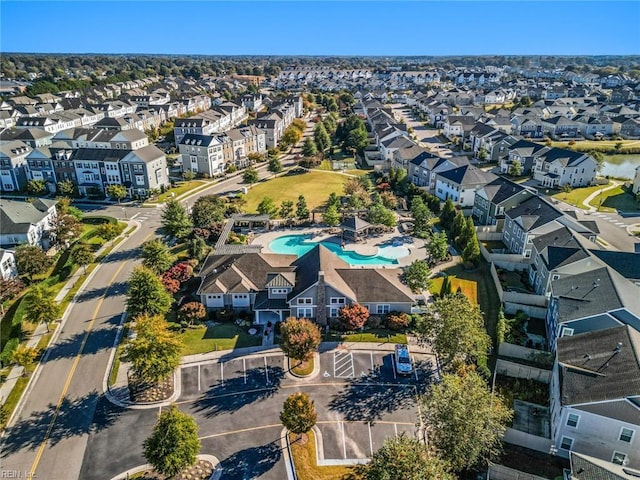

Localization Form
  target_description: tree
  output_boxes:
[416,294,490,370]
[302,137,317,157]
[71,242,93,274]
[105,184,127,203]
[125,313,183,384]
[380,191,398,210]
[439,198,456,230]
[182,170,196,181]
[280,392,317,436]
[279,200,294,224]
[322,204,341,227]
[14,244,52,281]
[440,275,452,297]
[178,302,206,327]
[23,285,61,331]
[477,146,488,162]
[420,370,512,471]
[57,180,76,197]
[0,277,25,305]
[410,197,433,237]
[11,345,40,376]
[314,122,331,153]
[191,195,226,228]
[248,151,264,164]
[161,199,193,239]
[344,176,366,196]
[403,260,432,294]
[257,196,278,217]
[296,195,309,221]
[267,156,282,176]
[279,317,321,363]
[142,239,175,274]
[339,303,369,331]
[509,159,523,177]
[242,166,259,186]
[281,125,302,147]
[426,231,449,265]
[496,308,508,345]
[187,237,207,261]
[143,405,200,477]
[364,434,454,480]
[126,266,173,319]
[52,213,83,248]
[97,223,120,242]
[367,203,396,227]
[461,218,480,266]
[26,179,47,196]
[562,183,572,199]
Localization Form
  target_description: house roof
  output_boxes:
[589,250,640,281]
[532,225,580,252]
[557,325,640,406]
[478,176,533,205]
[575,400,640,426]
[289,245,354,300]
[545,246,590,270]
[570,451,640,480]
[550,266,640,322]
[508,139,549,157]
[335,268,414,304]
[341,216,372,232]
[0,198,56,235]
[437,164,496,187]
[506,196,563,232]
[121,145,165,164]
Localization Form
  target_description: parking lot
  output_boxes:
[176,347,436,473]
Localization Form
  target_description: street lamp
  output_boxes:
[122,207,128,220]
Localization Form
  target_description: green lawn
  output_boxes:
[243,170,351,213]
[290,431,361,480]
[430,276,478,304]
[548,139,640,153]
[177,324,263,356]
[592,185,640,213]
[551,183,610,209]
[147,180,206,203]
[324,328,407,344]
[344,169,372,176]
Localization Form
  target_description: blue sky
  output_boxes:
[1,1,639,56]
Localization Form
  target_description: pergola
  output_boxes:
[340,216,372,242]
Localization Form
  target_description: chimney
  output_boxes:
[315,271,327,327]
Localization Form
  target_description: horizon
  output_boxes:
[1,1,639,56]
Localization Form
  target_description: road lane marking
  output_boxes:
[198,423,283,440]
[220,362,224,386]
[29,254,133,477]
[341,422,347,459]
[243,358,247,384]
[370,352,374,371]
[394,423,398,437]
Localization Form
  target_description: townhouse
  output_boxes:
[473,176,536,227]
[533,148,597,188]
[0,140,31,192]
[0,248,18,280]
[434,164,497,207]
[0,198,57,248]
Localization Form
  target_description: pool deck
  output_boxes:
[251,226,427,268]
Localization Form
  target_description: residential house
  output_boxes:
[0,249,18,280]
[568,451,640,480]
[442,115,476,140]
[633,165,640,194]
[179,134,225,177]
[533,148,598,188]
[120,145,169,197]
[0,198,57,248]
[0,140,31,192]
[197,245,416,325]
[473,176,536,227]
[549,325,640,467]
[434,164,497,207]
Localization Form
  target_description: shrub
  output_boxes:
[386,312,410,331]
[329,317,344,332]
[0,338,20,367]
[366,315,382,329]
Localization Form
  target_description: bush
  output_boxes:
[0,338,20,367]
[274,321,282,336]
[386,312,410,331]
[366,315,382,329]
[329,317,344,332]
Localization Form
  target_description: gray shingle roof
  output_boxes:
[0,198,56,235]
[589,250,640,281]
[557,325,640,406]
[570,451,638,480]
[506,196,563,232]
[437,164,496,187]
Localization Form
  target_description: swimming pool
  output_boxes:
[268,234,409,266]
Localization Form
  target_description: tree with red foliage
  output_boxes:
[161,274,180,294]
[166,262,193,283]
[339,303,369,331]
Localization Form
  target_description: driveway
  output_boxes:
[79,347,436,479]
[390,104,453,157]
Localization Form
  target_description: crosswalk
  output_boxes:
[591,212,628,228]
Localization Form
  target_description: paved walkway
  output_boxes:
[581,180,621,212]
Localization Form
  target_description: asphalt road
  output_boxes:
[78,349,435,479]
[0,129,309,479]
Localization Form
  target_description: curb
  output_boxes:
[109,454,221,480]
[281,428,297,480]
[285,352,321,381]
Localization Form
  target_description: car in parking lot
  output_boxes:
[394,344,413,376]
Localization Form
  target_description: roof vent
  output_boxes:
[615,342,623,353]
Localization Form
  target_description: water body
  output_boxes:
[600,154,640,180]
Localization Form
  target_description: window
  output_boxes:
[330,307,339,317]
[297,298,312,305]
[566,413,580,428]
[297,307,312,318]
[376,304,390,315]
[620,428,634,443]
[330,297,345,305]
[561,327,574,337]
[612,451,627,466]
[524,250,532,258]
[552,274,560,281]
[560,436,573,451]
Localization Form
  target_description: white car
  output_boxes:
[394,344,413,376]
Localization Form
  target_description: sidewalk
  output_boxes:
[0,220,135,407]
[580,180,621,212]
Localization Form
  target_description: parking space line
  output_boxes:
[370,352,374,371]
[394,423,398,437]
[243,358,247,384]
[341,422,347,459]
[197,364,201,391]
[220,362,224,386]
[368,422,373,456]
[391,359,397,380]
[264,356,270,384]
[412,355,418,382]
